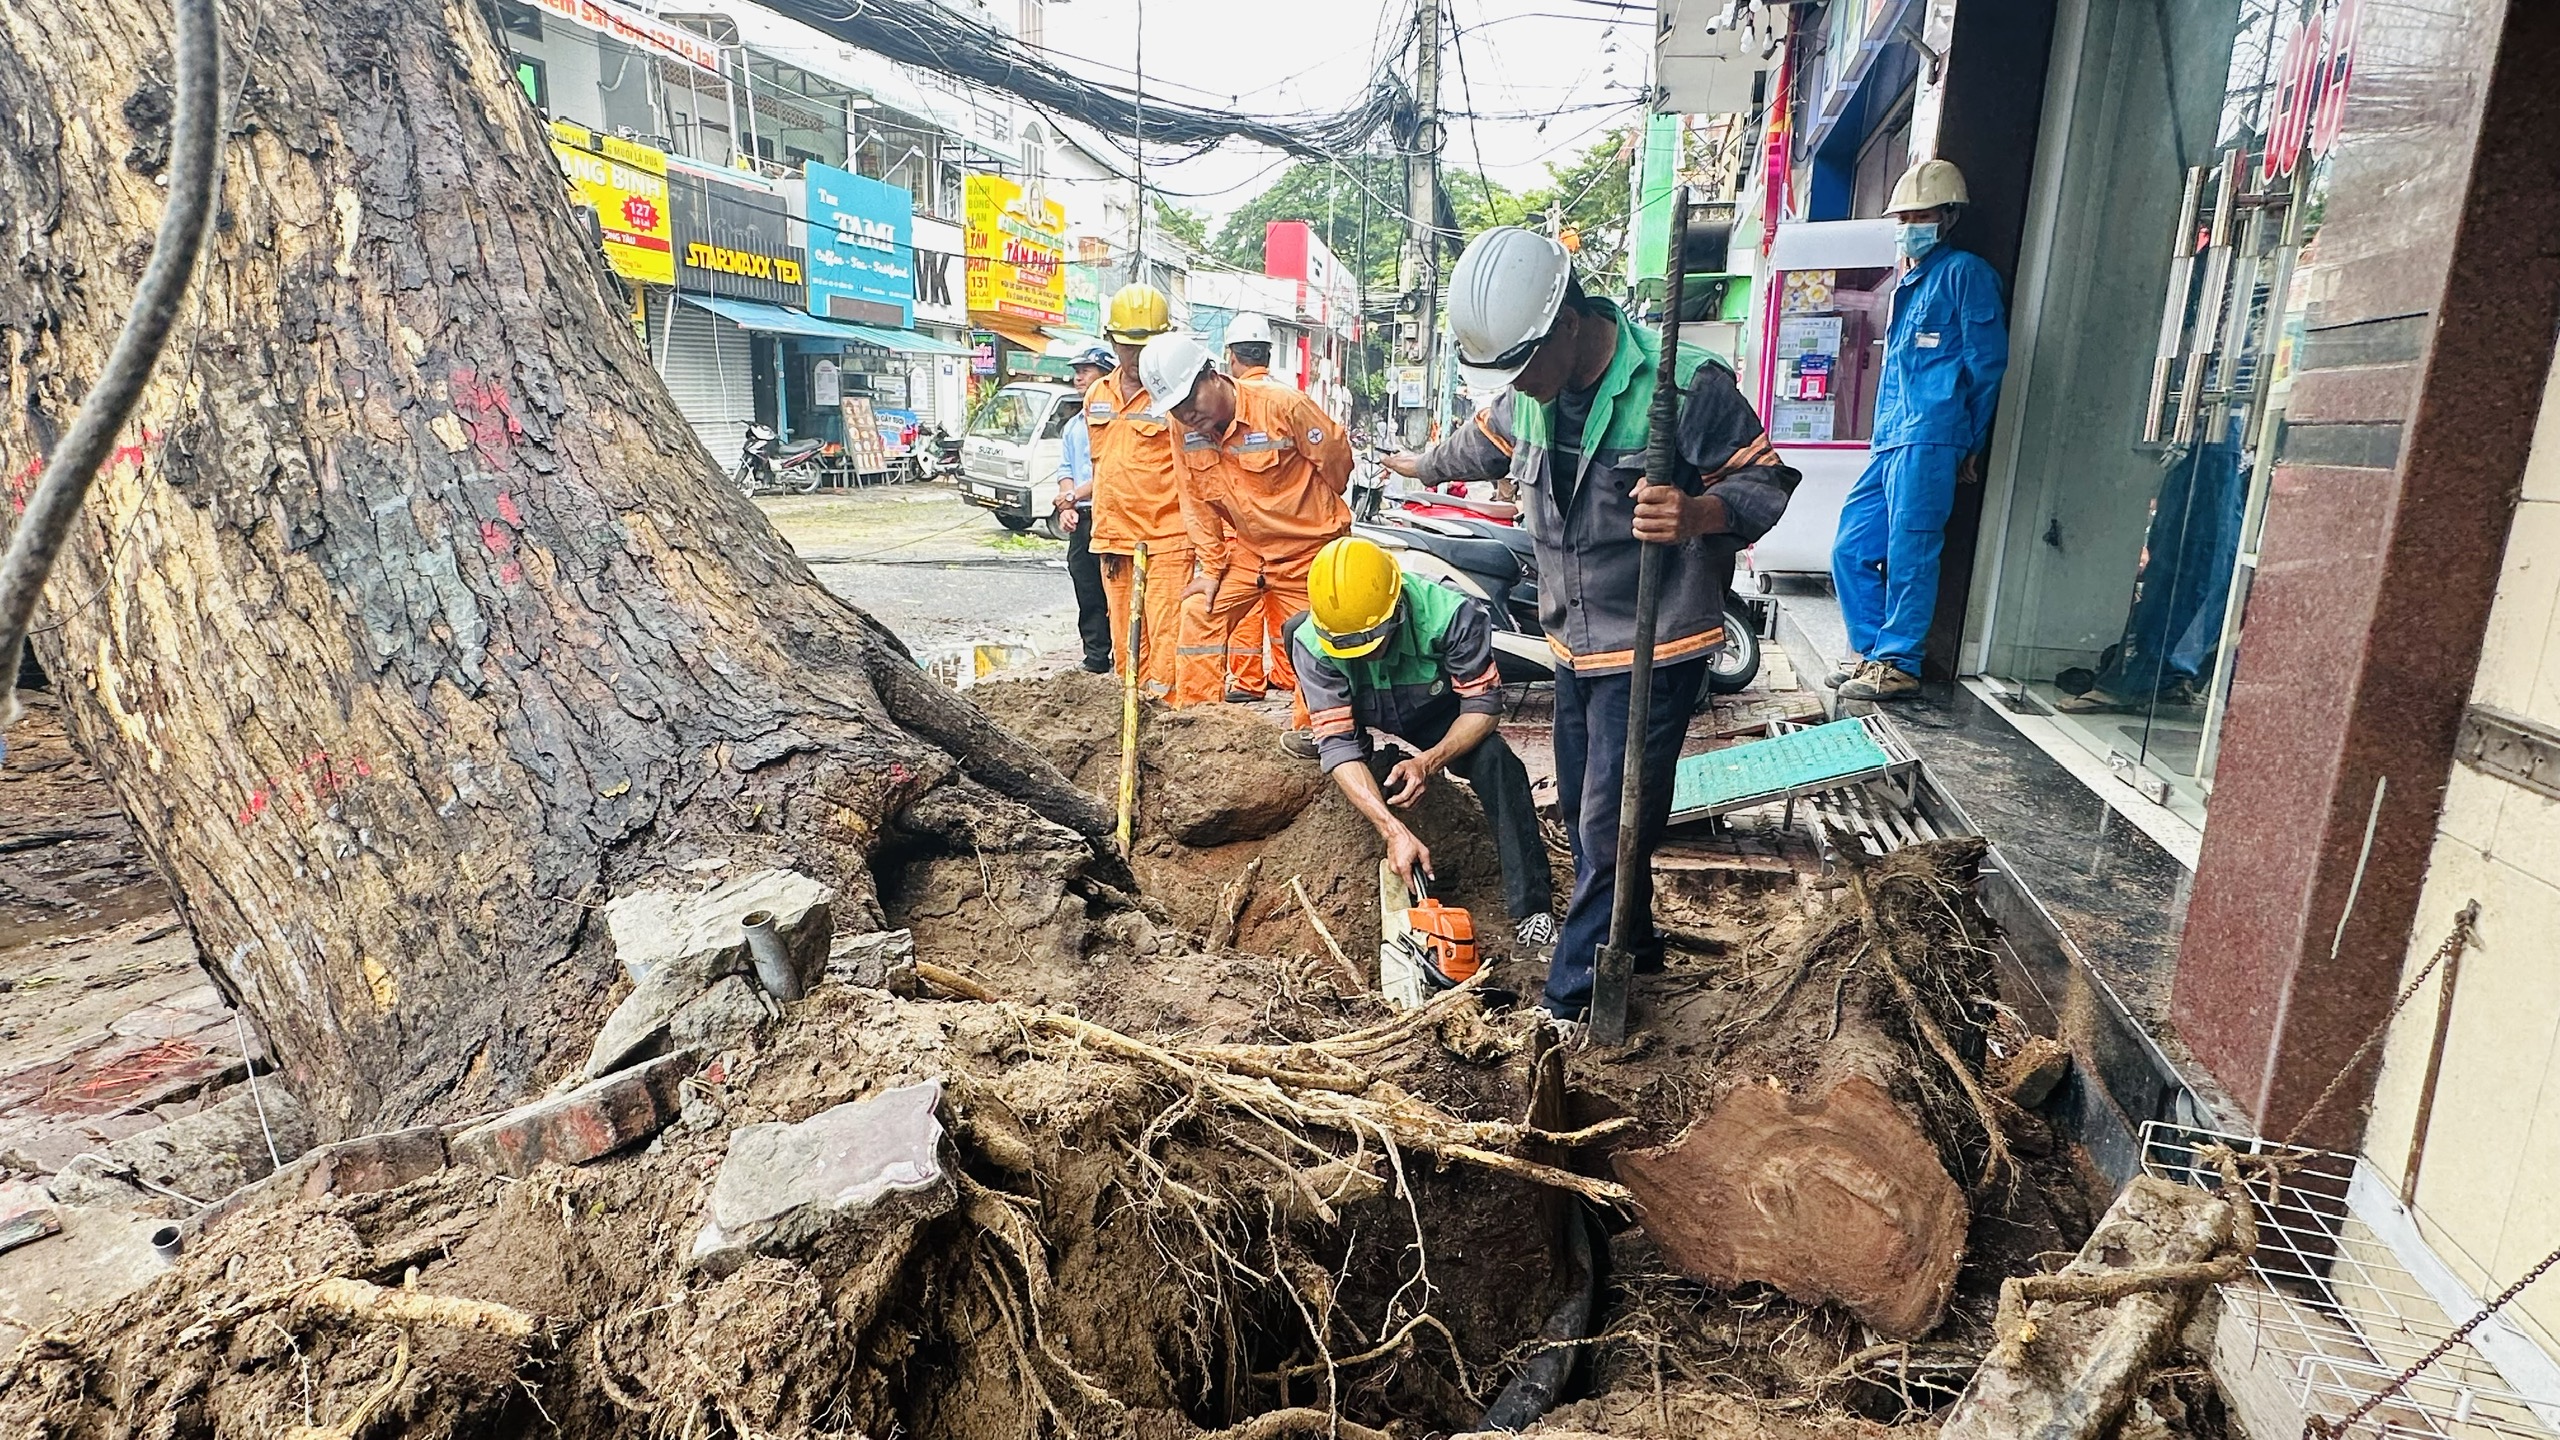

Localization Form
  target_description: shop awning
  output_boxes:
[977,317,1051,353]
[840,325,971,357]
[678,295,871,342]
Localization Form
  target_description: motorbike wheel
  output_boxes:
[1037,513,1063,541]
[795,464,825,495]
[733,464,763,499]
[1704,606,1762,696]
[997,513,1035,532]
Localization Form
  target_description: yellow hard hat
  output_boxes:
[1308,537,1405,659]
[1105,284,1172,342]
[1886,158,1968,215]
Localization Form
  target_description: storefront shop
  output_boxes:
[1966,0,2349,831]
[910,214,972,433]
[658,165,805,466]
[962,173,1068,383]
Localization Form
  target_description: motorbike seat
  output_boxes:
[1384,522,1523,585]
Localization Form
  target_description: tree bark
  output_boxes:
[1612,840,1994,1338]
[0,0,1109,1133]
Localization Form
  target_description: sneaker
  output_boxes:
[1279,728,1321,760]
[1823,661,1862,688]
[1223,688,1265,704]
[1840,661,1921,701]
[1514,913,1557,948]
[1543,1012,1589,1049]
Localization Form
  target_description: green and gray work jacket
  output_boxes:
[1290,579,1502,774]
[1420,299,1799,676]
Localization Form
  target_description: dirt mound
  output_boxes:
[944,670,1516,1008]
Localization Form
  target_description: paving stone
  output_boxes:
[450,1052,694,1178]
[605,868,835,986]
[689,1079,952,1277]
[0,1179,60,1256]
[584,957,741,1080]
[825,928,917,993]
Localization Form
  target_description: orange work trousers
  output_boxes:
[1173,564,1312,725]
[1100,546,1189,698]
[1222,590,1292,698]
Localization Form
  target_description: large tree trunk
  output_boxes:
[0,0,1110,1133]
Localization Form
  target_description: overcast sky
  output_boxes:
[1037,0,1651,226]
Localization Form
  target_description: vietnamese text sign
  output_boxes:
[805,162,913,328]
[549,121,673,286]
[963,174,1065,324]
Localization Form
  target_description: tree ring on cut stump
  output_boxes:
[1615,1074,1967,1337]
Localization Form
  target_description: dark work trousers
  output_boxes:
[1546,657,1709,1017]
[1064,503,1114,671]
[1377,708,1552,924]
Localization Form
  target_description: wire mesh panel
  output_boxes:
[2140,1122,2560,1439]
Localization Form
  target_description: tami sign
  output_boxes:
[805,162,914,328]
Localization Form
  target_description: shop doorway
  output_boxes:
[1975,0,2328,831]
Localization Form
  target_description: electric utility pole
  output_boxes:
[1400,0,1442,446]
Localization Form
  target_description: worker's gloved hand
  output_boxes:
[1383,752,1434,807]
[1630,478,1728,544]
[1386,825,1434,886]
[1381,452,1423,479]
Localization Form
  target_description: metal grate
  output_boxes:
[1668,713,1918,823]
[2140,1122,2560,1439]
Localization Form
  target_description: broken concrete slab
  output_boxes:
[584,959,737,1080]
[0,1204,167,1357]
[1941,1176,2239,1440]
[825,928,917,993]
[451,1052,694,1179]
[669,974,778,1055]
[690,1079,953,1277]
[103,1087,315,1206]
[0,1178,60,1255]
[605,868,834,987]
[1999,1035,2073,1110]
[190,1125,452,1240]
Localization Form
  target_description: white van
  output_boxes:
[960,382,1083,534]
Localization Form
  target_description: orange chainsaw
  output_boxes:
[1395,872,1478,990]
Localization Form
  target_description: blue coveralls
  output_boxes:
[1831,244,2009,675]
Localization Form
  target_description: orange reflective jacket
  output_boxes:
[1179,378,1353,576]
[1085,375,1188,555]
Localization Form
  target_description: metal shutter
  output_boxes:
[654,296,755,469]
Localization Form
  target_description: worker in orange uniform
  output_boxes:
[1140,333,1352,732]
[1217,312,1282,698]
[1085,285,1190,696]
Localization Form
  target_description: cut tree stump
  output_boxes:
[1940,1175,2239,1440]
[1613,839,1994,1338]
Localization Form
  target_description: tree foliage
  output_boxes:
[1150,197,1210,253]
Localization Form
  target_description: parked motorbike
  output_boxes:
[907,425,964,484]
[733,423,828,496]
[1357,494,1761,696]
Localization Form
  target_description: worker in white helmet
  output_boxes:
[1829,158,2009,702]
[1442,225,1800,1024]
[1224,312,1274,380]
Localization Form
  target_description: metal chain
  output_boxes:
[2304,1241,2560,1439]
[2281,901,2479,1150]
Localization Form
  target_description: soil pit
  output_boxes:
[2,670,2134,1440]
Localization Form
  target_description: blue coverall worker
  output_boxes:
[1441,227,1801,1023]
[1831,158,2009,702]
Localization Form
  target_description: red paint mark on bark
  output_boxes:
[451,368,524,469]
[500,560,523,585]
[236,789,271,826]
[9,428,162,513]
[479,519,512,554]
[495,491,523,526]
[235,750,388,826]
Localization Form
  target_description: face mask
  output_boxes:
[1896,221,1941,261]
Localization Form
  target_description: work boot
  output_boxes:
[1279,729,1321,760]
[1840,661,1921,702]
[1223,687,1264,704]
[1081,656,1113,675]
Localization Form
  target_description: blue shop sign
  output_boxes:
[805,163,914,328]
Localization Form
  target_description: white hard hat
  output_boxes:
[1886,158,1969,215]
[1447,226,1574,390]
[1225,312,1273,348]
[1138,332,1216,413]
